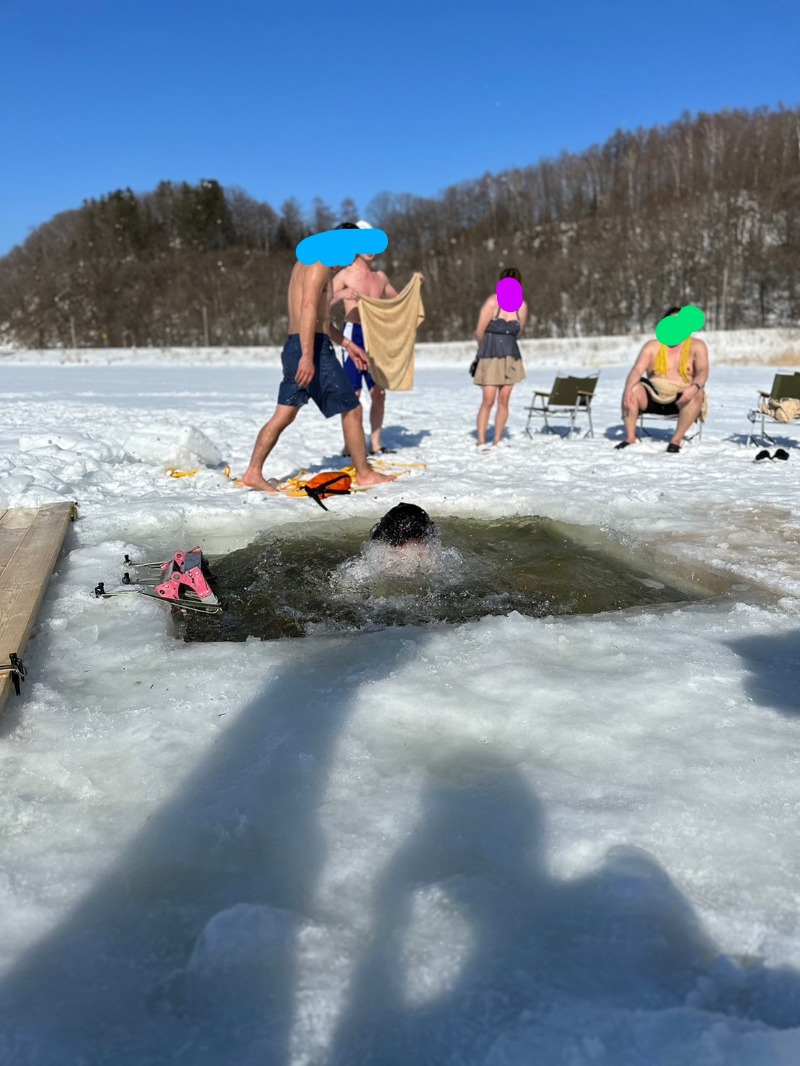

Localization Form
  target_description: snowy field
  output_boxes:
[1,332,800,1065]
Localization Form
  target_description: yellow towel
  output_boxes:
[653,339,693,382]
[358,273,425,391]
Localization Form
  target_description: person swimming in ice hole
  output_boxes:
[369,503,438,561]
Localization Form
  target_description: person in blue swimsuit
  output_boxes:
[341,321,374,394]
[331,221,399,454]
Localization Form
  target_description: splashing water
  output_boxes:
[334,534,462,587]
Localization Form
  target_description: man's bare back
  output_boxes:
[287,260,332,335]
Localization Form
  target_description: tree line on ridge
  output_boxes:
[0,106,797,348]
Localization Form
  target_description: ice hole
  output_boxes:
[178,515,724,643]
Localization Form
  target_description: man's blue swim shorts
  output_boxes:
[278,334,360,417]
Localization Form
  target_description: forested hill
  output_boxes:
[1,107,798,348]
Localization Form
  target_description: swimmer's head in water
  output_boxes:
[370,503,437,547]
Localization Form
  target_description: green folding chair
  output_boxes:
[637,384,705,442]
[525,373,598,438]
[746,373,800,446]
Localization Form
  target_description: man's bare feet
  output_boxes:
[239,473,280,493]
[354,468,397,487]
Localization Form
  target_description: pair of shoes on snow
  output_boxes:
[615,441,682,452]
[755,449,790,462]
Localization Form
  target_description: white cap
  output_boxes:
[355,219,373,229]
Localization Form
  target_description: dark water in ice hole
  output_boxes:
[182,515,695,643]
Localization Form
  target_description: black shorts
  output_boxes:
[641,378,681,416]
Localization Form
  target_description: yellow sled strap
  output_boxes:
[166,465,233,479]
[369,459,427,470]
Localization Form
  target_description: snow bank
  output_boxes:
[2,326,799,369]
[122,424,223,467]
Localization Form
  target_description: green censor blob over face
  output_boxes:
[655,306,706,346]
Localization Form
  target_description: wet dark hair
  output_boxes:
[336,221,359,230]
[499,267,522,283]
[370,503,437,547]
[662,305,682,318]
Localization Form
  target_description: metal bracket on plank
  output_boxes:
[0,653,27,697]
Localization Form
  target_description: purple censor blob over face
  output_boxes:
[497,277,523,312]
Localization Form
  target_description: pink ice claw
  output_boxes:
[154,547,218,605]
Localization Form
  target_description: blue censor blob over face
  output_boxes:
[296,228,389,267]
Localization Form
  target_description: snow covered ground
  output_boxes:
[1,334,800,1065]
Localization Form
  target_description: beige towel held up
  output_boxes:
[358,273,425,391]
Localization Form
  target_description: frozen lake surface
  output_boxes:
[1,340,800,1064]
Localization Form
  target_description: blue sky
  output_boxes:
[1,0,798,255]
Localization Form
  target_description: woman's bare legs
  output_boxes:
[493,385,513,444]
[477,386,499,445]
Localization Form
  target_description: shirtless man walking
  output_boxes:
[616,306,709,453]
[241,235,396,492]
[331,221,399,455]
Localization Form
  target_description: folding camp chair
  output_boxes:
[746,372,800,446]
[637,398,704,442]
[525,373,598,438]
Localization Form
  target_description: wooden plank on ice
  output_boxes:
[0,503,75,717]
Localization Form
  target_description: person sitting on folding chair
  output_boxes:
[616,306,709,453]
